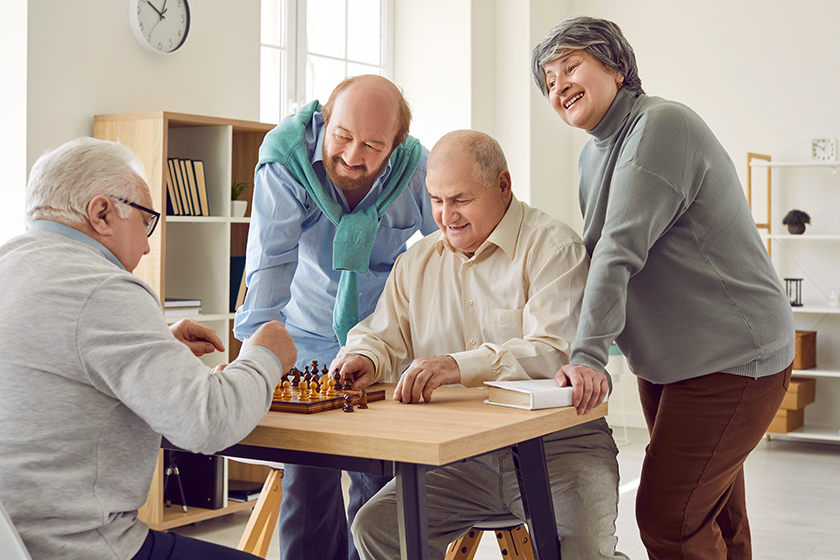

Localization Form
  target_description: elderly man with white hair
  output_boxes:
[0,137,297,560]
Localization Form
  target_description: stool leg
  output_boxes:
[495,525,536,560]
[444,528,484,560]
[237,469,284,558]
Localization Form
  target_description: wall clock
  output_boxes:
[128,0,191,55]
[810,137,837,161]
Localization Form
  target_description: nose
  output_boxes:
[342,142,365,168]
[441,202,459,226]
[144,238,151,256]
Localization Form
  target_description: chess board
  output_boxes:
[270,361,385,414]
[270,387,386,414]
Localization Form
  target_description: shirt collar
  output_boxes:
[435,193,523,261]
[29,220,126,270]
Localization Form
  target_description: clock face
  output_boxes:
[129,0,190,55]
[810,137,837,161]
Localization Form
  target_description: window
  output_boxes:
[260,0,392,125]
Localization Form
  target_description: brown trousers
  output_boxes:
[636,364,792,560]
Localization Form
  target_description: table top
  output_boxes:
[239,384,608,466]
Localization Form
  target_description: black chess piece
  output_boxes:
[342,393,355,412]
[357,388,369,409]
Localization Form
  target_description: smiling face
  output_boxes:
[426,147,512,257]
[544,50,624,131]
[322,79,400,192]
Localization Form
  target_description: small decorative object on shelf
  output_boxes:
[231,182,249,218]
[785,278,803,306]
[782,209,810,234]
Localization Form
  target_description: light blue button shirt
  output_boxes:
[233,112,437,365]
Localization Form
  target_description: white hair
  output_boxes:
[26,137,148,227]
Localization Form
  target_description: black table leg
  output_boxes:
[395,462,429,560]
[512,437,561,560]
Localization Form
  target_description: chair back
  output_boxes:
[0,498,33,560]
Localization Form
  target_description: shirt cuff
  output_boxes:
[449,348,493,387]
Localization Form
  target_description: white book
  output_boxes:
[483,379,607,410]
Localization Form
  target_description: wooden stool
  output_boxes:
[444,514,535,560]
[237,469,284,558]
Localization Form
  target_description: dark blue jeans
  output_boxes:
[277,464,391,560]
[132,529,259,559]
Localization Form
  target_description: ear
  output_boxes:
[87,195,118,238]
[497,170,513,201]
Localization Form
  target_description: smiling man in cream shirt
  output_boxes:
[330,130,628,560]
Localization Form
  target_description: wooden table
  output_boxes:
[182,384,607,560]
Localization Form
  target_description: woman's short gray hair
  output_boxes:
[26,137,148,227]
[530,15,643,97]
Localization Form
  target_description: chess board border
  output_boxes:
[270,388,386,414]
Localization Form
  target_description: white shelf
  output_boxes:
[763,234,840,240]
[767,424,840,443]
[792,368,840,379]
[750,160,840,169]
[791,306,840,314]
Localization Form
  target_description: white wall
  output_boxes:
[0,0,263,246]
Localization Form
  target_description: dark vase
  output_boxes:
[787,223,806,235]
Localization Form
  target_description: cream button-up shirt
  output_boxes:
[342,196,589,387]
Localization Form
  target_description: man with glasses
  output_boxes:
[0,137,298,560]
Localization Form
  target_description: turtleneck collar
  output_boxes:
[587,87,641,142]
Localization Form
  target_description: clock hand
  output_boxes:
[146,1,165,19]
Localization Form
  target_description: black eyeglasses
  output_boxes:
[109,196,160,237]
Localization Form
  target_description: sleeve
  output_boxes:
[341,253,414,383]
[77,274,283,455]
[452,240,590,387]
[413,146,439,236]
[233,163,310,341]
[570,113,689,372]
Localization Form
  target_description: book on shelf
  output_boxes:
[178,159,199,215]
[483,379,601,410]
[192,160,210,217]
[230,256,246,312]
[165,298,201,308]
[169,158,192,215]
[164,307,202,318]
[165,162,182,216]
[227,479,263,503]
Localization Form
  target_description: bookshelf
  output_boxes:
[93,111,273,529]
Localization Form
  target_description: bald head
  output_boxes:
[323,75,412,148]
[428,130,509,189]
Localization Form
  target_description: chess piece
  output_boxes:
[358,388,369,409]
[297,380,309,401]
[309,380,319,400]
[280,380,291,400]
[320,375,329,396]
[311,360,319,372]
[341,371,354,391]
[292,367,300,385]
[273,382,284,401]
[342,393,355,412]
[326,378,338,398]
[321,364,329,376]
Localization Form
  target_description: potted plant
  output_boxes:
[231,182,249,218]
[782,209,810,235]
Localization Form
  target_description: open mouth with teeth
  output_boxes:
[564,92,584,109]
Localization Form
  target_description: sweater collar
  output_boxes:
[29,220,125,270]
[587,87,640,142]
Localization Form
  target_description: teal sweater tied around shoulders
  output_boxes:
[257,99,422,345]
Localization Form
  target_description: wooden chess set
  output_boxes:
[270,361,385,414]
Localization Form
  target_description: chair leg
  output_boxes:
[444,528,484,560]
[237,469,284,558]
[494,525,536,560]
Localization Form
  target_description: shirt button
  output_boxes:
[470,339,476,345]
[359,292,363,296]
[468,299,474,306]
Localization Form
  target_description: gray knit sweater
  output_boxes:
[570,88,794,383]
[0,222,283,559]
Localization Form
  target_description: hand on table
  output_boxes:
[555,364,610,416]
[170,318,225,356]
[394,356,460,404]
[329,353,376,389]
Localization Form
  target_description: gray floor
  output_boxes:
[173,427,840,559]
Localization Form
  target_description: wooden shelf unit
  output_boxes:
[747,152,840,445]
[93,111,274,529]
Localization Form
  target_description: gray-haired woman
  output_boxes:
[532,16,794,560]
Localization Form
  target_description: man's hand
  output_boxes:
[170,318,225,356]
[329,353,376,389]
[394,356,460,404]
[242,321,298,374]
[556,364,609,415]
